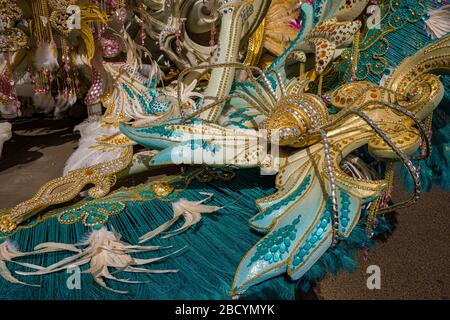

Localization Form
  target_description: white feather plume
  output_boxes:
[0,240,74,286]
[15,227,180,293]
[63,120,124,174]
[139,193,222,243]
[425,5,450,39]
[0,241,35,286]
[32,93,55,114]
[163,79,204,117]
[33,41,59,71]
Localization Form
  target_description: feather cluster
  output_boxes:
[164,79,204,117]
[425,5,450,39]
[33,41,59,72]
[15,227,180,293]
[0,240,67,286]
[32,92,55,114]
[264,0,301,56]
[0,241,37,286]
[139,193,222,243]
[63,120,122,174]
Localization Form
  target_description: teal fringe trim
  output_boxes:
[0,170,392,299]
[0,170,295,300]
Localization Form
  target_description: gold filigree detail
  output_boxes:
[0,1,23,26]
[150,182,175,197]
[0,146,134,233]
[97,133,136,146]
[49,9,72,35]
[261,94,329,148]
[300,18,362,74]
[0,215,17,233]
[47,0,77,10]
[330,81,378,109]
[0,28,28,53]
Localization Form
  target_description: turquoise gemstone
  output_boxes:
[264,253,273,261]
[270,245,279,253]
[284,238,291,247]
[317,228,323,236]
[293,256,301,266]
[273,252,280,262]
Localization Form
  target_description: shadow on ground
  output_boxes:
[0,118,81,172]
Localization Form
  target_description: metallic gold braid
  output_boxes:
[385,35,450,119]
[0,167,215,238]
[0,147,134,233]
[366,196,382,238]
[351,29,361,81]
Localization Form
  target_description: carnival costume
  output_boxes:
[0,0,449,299]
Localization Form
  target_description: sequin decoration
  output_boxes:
[291,197,332,268]
[248,217,301,267]
[389,0,425,29]
[101,36,122,58]
[85,67,104,105]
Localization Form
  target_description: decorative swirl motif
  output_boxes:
[260,94,329,148]
[356,38,389,79]
[53,179,183,229]
[388,0,424,28]
[333,0,428,81]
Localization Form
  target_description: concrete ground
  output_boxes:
[0,119,449,300]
